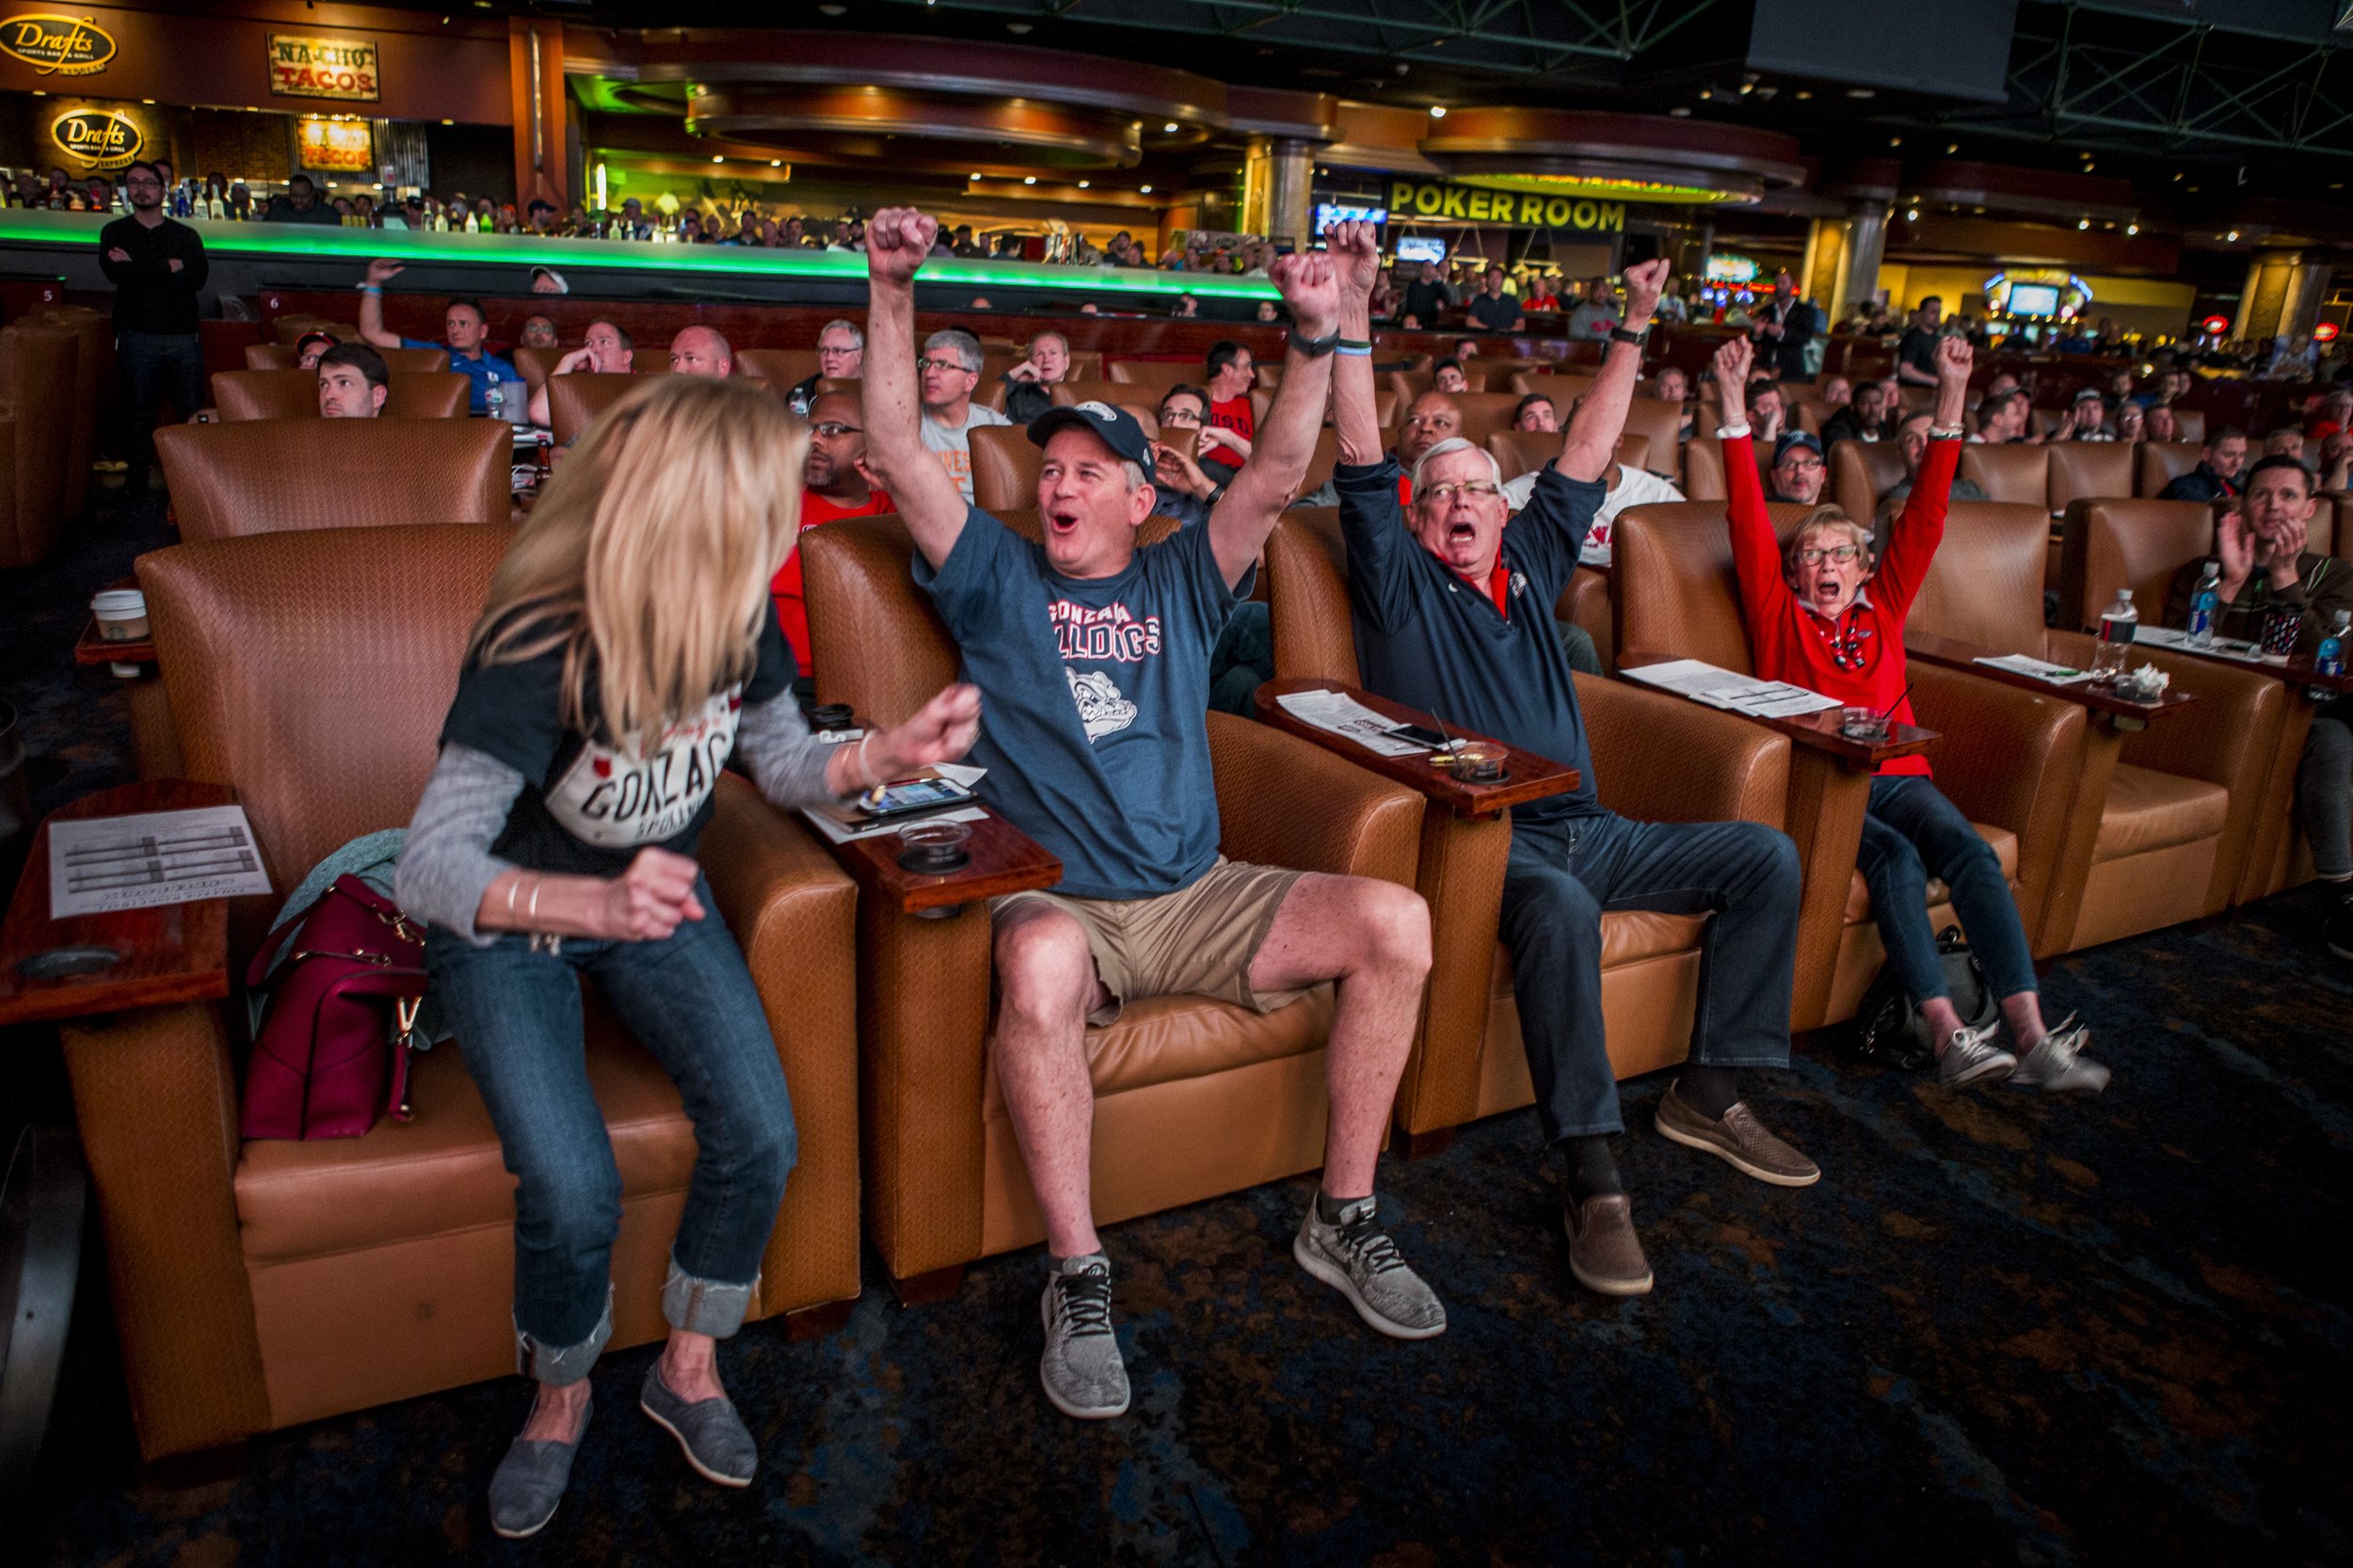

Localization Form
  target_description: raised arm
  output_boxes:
[357,258,404,349]
[1559,257,1669,483]
[857,207,970,571]
[1876,337,1972,615]
[1205,248,1341,586]
[1327,221,1385,467]
[1712,337,1783,620]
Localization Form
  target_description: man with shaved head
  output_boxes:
[668,326,735,377]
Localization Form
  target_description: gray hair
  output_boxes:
[1410,436,1505,498]
[819,318,863,350]
[922,328,983,374]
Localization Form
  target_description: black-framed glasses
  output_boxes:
[811,422,862,438]
[1797,543,1860,564]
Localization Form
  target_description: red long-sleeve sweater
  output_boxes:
[1725,430,1961,777]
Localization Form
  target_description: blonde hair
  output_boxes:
[1781,504,1875,580]
[468,376,808,743]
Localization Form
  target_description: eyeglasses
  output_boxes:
[1797,544,1861,565]
[1158,407,1202,425]
[918,357,975,375]
[811,422,861,438]
[1423,480,1502,504]
[1781,455,1826,472]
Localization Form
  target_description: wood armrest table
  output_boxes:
[1615,655,1939,773]
[1253,678,1582,817]
[1906,631,2196,732]
[74,577,155,671]
[0,780,234,1029]
[822,809,1063,918]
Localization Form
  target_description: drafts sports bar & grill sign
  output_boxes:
[51,105,138,168]
[267,33,379,102]
[0,12,116,74]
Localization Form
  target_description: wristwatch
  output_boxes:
[1292,329,1341,358]
[1609,325,1650,345]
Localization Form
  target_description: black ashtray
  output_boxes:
[18,945,121,980]
[810,703,856,733]
[896,819,973,873]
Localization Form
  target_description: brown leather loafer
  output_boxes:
[1655,1082,1821,1188]
[1564,1193,1654,1296]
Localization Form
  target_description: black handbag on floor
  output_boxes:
[1848,925,1996,1072]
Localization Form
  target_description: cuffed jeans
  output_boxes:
[1498,810,1801,1142]
[425,880,796,1384]
[116,330,206,472]
[2301,698,2353,881]
[1857,776,2038,1004]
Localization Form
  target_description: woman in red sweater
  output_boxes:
[1714,335,2106,1095]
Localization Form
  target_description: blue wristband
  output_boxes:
[360,284,381,296]
[1335,344,1373,357]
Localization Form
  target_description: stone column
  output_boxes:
[1241,136,1314,248]
[1833,203,1886,325]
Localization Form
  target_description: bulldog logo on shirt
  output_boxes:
[1066,667,1137,740]
[545,687,742,848]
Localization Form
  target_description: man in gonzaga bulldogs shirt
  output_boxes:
[862,209,1446,1422]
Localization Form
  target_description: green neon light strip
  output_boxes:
[0,209,1280,298]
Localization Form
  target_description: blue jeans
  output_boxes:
[1858,776,2038,1004]
[425,884,796,1383]
[2300,698,2352,881]
[116,330,206,472]
[1498,810,1801,1141]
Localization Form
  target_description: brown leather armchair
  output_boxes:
[2137,440,2206,496]
[1488,431,1652,484]
[1611,501,2082,1025]
[1389,367,1494,402]
[1620,399,1688,486]
[1048,380,1167,432]
[1508,371,1594,403]
[2046,443,2135,511]
[1263,507,1793,1146]
[2061,498,2316,907]
[1104,360,1198,391]
[738,348,820,389]
[155,420,512,541]
[547,371,671,446]
[211,370,472,421]
[1681,436,1774,504]
[1830,439,1907,524]
[970,424,1042,513]
[52,524,861,1462]
[798,514,1425,1296]
[244,344,451,374]
[1958,444,2051,507]
[0,321,78,568]
[24,304,107,527]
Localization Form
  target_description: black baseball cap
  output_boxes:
[1774,431,1824,462]
[1028,400,1155,469]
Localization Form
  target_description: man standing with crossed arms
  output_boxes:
[860,209,1443,1421]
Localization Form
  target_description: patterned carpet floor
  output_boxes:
[6,494,2350,1566]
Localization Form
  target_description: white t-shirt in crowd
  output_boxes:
[920,402,1012,500]
[1504,461,1683,563]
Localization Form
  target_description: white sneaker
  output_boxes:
[1937,1022,2017,1088]
[2009,1016,2110,1094]
[1038,1254,1129,1419]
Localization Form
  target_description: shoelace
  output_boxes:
[2033,1015,2086,1065]
[1334,1207,1407,1277]
[1055,1269,1114,1338]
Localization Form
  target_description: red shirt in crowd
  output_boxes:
[1209,394,1256,443]
[771,486,893,678]
[1724,429,1961,777]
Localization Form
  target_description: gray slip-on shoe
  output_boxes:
[488,1391,590,1540]
[640,1363,758,1487]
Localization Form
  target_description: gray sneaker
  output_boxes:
[1938,1022,2018,1088]
[639,1363,757,1487]
[1293,1195,1447,1340]
[1039,1253,1129,1419]
[2009,1016,2110,1094]
[488,1390,589,1540]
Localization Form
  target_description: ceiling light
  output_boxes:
[1847,88,1874,99]
[1006,21,1031,31]
[970,172,983,180]
[712,155,725,163]
[1737,82,1753,94]
[2077,218,2089,230]
[770,159,782,168]
[1140,184,1153,193]
[2227,230,2239,241]
[819,4,843,11]
[1023,175,1036,184]
[1429,105,1446,118]
[2126,223,2138,235]
[1669,106,1691,118]
[1889,136,1901,147]
[2084,163,2094,173]
[1162,121,1179,133]
[1700,88,1715,100]
[1794,89,1812,100]
[1078,180,1089,187]
[1906,208,1918,221]
[440,118,455,126]
[142,99,155,105]
[1946,142,1959,153]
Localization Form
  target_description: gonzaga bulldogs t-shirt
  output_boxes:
[439,605,795,876]
[916,505,1242,900]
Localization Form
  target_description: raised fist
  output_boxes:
[1323,220,1382,297]
[1270,248,1340,341]
[866,207,936,286]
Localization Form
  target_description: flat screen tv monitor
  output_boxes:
[1394,235,1447,265]
[2007,282,2060,318]
[1314,202,1387,232]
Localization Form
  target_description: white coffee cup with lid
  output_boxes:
[92,588,149,642]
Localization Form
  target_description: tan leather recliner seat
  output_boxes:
[1830,438,1908,524]
[211,370,472,421]
[69,524,861,1460]
[2137,440,2207,496]
[0,321,79,568]
[156,419,512,540]
[245,343,451,374]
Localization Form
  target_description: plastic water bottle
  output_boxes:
[2186,561,2221,647]
[2318,609,2350,678]
[2094,588,2139,677]
[483,372,504,423]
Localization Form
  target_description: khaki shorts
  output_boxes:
[991,857,1309,1027]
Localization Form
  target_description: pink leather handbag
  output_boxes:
[239,875,427,1140]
